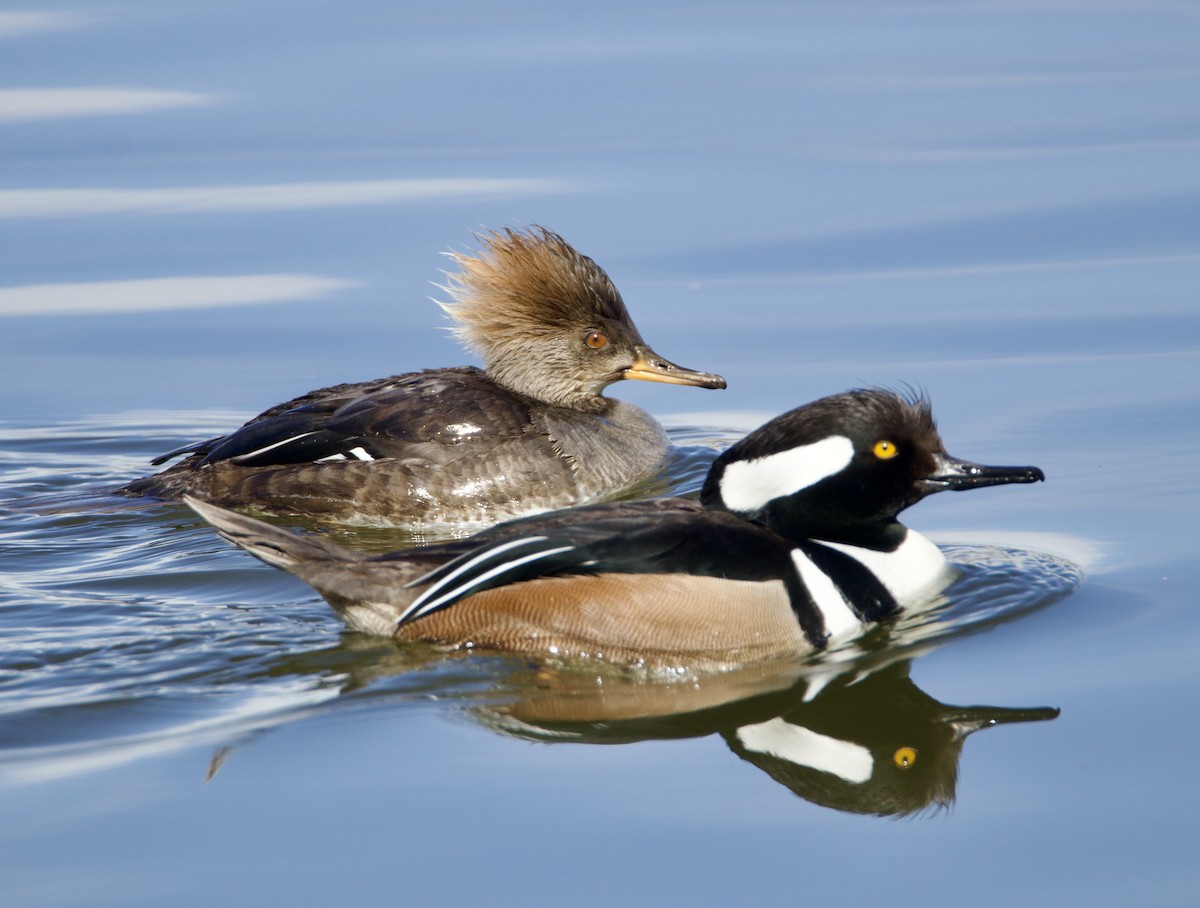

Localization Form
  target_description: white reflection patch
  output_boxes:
[0,274,357,317]
[719,435,853,512]
[0,88,220,123]
[0,178,576,218]
[736,718,873,784]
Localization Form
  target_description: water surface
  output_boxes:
[2,2,1199,906]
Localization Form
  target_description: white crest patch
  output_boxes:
[821,531,954,610]
[719,435,854,512]
[736,718,873,784]
[790,548,861,640]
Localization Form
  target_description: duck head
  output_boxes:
[700,389,1044,550]
[440,226,726,412]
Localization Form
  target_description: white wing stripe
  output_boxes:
[405,536,553,601]
[232,431,320,462]
[400,544,576,624]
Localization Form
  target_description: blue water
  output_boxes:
[2,2,1199,905]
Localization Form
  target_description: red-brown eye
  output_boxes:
[585,331,608,349]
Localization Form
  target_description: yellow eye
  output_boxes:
[585,331,608,350]
[873,440,899,460]
[893,746,917,769]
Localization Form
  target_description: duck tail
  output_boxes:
[117,463,193,500]
[184,495,354,570]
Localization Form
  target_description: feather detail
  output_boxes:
[398,536,583,624]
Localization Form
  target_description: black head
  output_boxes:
[699,389,1044,549]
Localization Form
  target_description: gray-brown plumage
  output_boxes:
[119,227,725,526]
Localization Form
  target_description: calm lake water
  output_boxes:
[2,2,1199,905]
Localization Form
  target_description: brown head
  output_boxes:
[439,226,725,412]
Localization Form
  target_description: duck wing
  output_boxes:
[152,368,531,468]
[393,499,795,624]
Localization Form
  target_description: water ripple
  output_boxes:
[0,414,1080,785]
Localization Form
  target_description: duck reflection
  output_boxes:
[726,663,1057,816]
[477,655,1056,817]
[247,633,1057,817]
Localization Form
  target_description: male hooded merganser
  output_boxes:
[119,227,725,526]
[185,389,1044,672]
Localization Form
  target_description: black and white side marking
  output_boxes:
[718,435,854,512]
[795,541,899,623]
[819,532,952,611]
[783,538,935,645]
[789,547,862,640]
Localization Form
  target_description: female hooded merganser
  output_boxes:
[185,389,1044,672]
[120,227,725,526]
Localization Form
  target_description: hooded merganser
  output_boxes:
[185,388,1044,671]
[119,227,726,526]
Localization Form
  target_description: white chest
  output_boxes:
[820,531,955,611]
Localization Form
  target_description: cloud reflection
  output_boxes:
[820,66,1200,92]
[0,10,94,38]
[810,137,1200,164]
[0,178,576,217]
[0,87,221,122]
[0,681,338,787]
[0,274,358,317]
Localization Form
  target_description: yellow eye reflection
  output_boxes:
[584,331,608,350]
[873,440,900,460]
[893,746,918,769]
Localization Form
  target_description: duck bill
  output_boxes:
[925,453,1045,493]
[622,348,727,389]
[944,704,1061,739]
